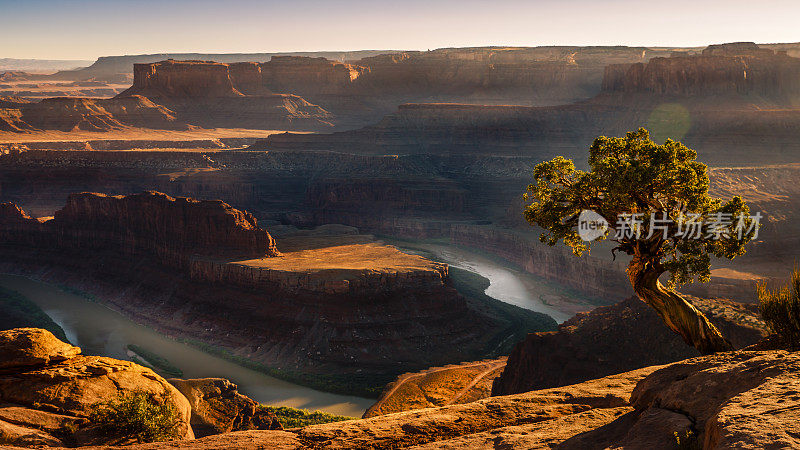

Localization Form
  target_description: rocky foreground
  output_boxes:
[0,328,281,447]
[57,349,798,449]
[2,328,799,448]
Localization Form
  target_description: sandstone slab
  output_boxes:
[0,327,80,370]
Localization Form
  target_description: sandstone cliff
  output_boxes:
[491,296,767,396]
[602,42,800,100]
[119,60,244,98]
[10,191,279,263]
[260,56,365,96]
[115,60,335,131]
[263,43,800,164]
[0,328,194,447]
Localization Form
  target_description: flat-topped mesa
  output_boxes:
[701,42,776,57]
[51,191,279,261]
[119,60,244,97]
[259,56,366,95]
[602,42,800,99]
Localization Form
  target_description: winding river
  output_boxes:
[0,274,373,417]
[392,241,600,323]
[0,242,597,417]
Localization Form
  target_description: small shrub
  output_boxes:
[674,429,701,450]
[758,269,800,349]
[89,390,182,443]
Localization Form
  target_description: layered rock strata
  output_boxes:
[0,96,184,132]
[0,192,550,384]
[602,42,800,99]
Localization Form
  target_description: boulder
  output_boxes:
[0,328,194,446]
[0,327,80,370]
[168,378,282,437]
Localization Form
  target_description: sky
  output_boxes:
[1,0,799,60]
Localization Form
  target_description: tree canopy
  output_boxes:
[524,128,755,288]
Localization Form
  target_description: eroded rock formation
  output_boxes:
[120,60,244,98]
[3,191,278,263]
[260,56,365,96]
[168,378,282,437]
[0,328,193,447]
[363,358,506,418]
[492,295,767,396]
[602,42,800,100]
[263,43,800,164]
[115,60,335,131]
[1,96,184,132]
[0,192,551,388]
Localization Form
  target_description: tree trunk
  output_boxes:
[627,257,733,355]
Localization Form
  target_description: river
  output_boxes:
[0,273,373,417]
[391,241,602,323]
[0,242,598,417]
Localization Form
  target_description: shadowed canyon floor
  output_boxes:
[0,191,555,400]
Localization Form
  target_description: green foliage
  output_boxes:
[674,429,701,450]
[89,390,182,443]
[258,405,354,429]
[0,286,69,342]
[524,128,754,286]
[758,269,800,349]
[126,344,183,377]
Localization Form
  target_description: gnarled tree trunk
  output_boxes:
[627,257,733,355]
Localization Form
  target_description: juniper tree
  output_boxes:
[524,128,756,354]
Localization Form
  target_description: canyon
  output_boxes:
[0,191,555,396]
[262,42,800,165]
[3,40,800,448]
[5,42,800,138]
[0,148,788,301]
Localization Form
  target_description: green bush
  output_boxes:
[674,430,701,450]
[258,405,355,428]
[758,269,800,349]
[89,390,182,443]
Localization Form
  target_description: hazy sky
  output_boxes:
[2,0,799,60]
